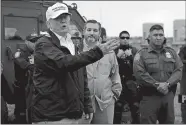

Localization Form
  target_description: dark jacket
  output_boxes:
[1,74,15,123]
[114,45,139,104]
[14,45,34,114]
[14,44,34,90]
[115,45,138,80]
[74,46,94,114]
[1,74,15,104]
[32,30,103,122]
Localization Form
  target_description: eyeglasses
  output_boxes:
[71,37,81,40]
[120,37,130,40]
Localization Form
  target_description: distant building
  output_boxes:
[166,37,173,47]
[130,37,143,50]
[172,19,186,52]
[173,19,186,43]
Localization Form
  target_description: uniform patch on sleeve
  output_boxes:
[134,53,140,61]
[165,52,172,58]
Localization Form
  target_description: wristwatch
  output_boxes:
[166,82,171,88]
[155,82,159,88]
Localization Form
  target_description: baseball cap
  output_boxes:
[46,2,72,21]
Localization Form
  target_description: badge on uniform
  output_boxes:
[165,52,172,58]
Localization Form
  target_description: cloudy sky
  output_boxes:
[64,1,185,37]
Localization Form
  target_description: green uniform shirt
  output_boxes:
[133,45,183,95]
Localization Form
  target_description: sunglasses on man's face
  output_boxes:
[120,37,130,40]
[71,37,81,40]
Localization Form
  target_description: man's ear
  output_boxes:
[163,37,167,44]
[146,35,150,44]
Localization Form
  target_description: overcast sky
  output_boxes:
[64,1,185,37]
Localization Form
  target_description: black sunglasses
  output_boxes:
[120,37,130,40]
[71,37,81,40]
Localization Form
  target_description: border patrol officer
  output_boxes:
[113,30,140,124]
[178,44,186,124]
[133,24,183,124]
[13,34,42,123]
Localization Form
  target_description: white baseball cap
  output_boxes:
[46,2,71,21]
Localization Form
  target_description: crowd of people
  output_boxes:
[1,2,186,124]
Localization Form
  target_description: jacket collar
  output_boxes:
[148,44,166,53]
[47,29,78,54]
[47,29,61,49]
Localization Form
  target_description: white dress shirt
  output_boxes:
[52,31,75,55]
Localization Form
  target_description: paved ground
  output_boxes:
[174,83,182,124]
[174,95,182,124]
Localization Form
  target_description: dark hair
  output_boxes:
[119,30,130,38]
[100,27,106,39]
[84,20,101,31]
[149,24,164,32]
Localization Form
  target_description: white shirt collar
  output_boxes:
[53,32,63,40]
[50,29,72,41]
[50,30,75,55]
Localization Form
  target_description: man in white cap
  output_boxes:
[31,2,120,124]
